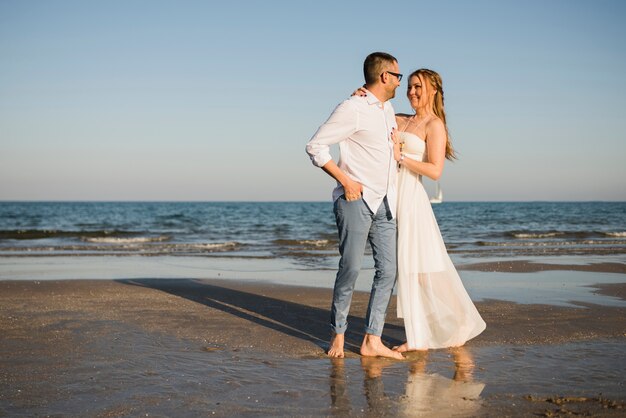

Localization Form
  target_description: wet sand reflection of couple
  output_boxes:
[329,347,485,416]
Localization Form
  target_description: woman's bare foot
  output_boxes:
[360,334,404,360]
[327,332,345,358]
[392,342,428,353]
[392,342,409,353]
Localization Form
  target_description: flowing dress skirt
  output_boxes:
[396,160,486,350]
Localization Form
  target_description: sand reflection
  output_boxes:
[400,347,485,416]
[329,347,485,417]
[329,358,352,415]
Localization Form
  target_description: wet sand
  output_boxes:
[459,259,626,274]
[1,278,625,416]
[590,282,626,301]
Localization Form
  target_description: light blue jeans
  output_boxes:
[331,195,397,336]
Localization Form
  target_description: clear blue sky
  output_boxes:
[1,0,625,201]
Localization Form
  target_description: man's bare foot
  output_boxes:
[327,332,345,358]
[360,334,403,360]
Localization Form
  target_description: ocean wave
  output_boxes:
[273,239,333,247]
[450,246,626,256]
[83,236,171,244]
[511,232,565,239]
[476,240,626,247]
[183,242,240,251]
[0,241,243,255]
[0,229,136,240]
[299,239,331,247]
[506,230,626,239]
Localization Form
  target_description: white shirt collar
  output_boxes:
[364,89,385,107]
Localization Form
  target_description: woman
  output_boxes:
[357,69,486,352]
[393,69,485,352]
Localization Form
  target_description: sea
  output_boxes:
[0,201,624,266]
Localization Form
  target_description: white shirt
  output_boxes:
[306,91,398,217]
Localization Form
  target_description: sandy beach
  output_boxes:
[459,260,626,274]
[1,270,625,417]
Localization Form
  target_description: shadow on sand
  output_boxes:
[116,278,404,355]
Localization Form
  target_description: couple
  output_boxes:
[305,52,485,359]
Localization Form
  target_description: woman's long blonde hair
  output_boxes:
[412,69,457,160]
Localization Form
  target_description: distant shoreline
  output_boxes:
[1,200,626,203]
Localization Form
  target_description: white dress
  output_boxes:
[396,131,486,350]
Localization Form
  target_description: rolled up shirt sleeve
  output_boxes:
[305,100,358,167]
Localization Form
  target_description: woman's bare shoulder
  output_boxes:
[426,116,445,131]
[424,116,446,141]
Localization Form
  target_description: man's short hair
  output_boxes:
[363,52,397,85]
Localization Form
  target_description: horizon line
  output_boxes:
[1,200,625,204]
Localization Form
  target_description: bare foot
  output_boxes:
[392,342,409,353]
[327,332,345,358]
[360,334,403,360]
[393,342,428,353]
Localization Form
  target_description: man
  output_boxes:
[305,52,403,359]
